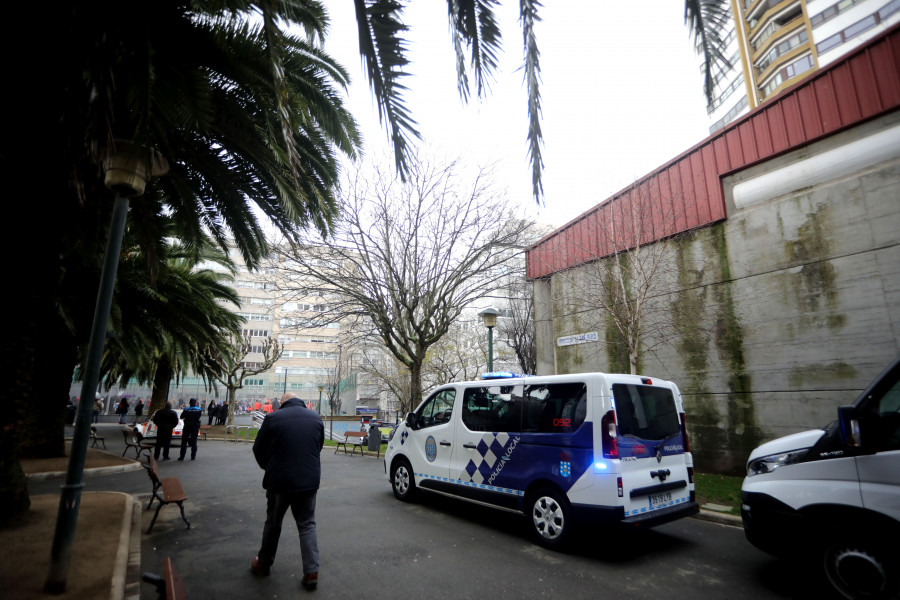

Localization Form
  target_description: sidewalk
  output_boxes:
[5,438,144,600]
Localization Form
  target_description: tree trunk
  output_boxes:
[408,361,424,414]
[148,358,173,417]
[227,385,237,426]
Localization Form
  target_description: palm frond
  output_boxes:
[447,0,502,100]
[684,0,733,103]
[520,0,544,203]
[353,0,420,180]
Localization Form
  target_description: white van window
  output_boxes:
[416,389,456,428]
[461,382,587,433]
[612,384,680,441]
[462,385,521,432]
[522,383,587,433]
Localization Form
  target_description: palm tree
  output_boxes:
[352,0,732,203]
[0,0,359,523]
[90,238,244,418]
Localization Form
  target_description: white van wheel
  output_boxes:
[823,536,898,600]
[391,459,417,502]
[528,488,570,548]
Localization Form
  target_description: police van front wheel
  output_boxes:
[391,459,417,502]
[527,488,570,549]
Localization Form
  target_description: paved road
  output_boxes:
[34,424,837,599]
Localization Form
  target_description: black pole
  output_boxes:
[45,195,130,593]
[487,325,494,372]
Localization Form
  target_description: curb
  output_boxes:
[109,492,134,599]
[693,509,742,528]
[25,462,145,481]
[125,496,143,600]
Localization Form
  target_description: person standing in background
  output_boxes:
[116,397,129,424]
[178,398,202,461]
[133,398,144,425]
[152,402,179,460]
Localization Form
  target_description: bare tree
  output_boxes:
[355,351,414,417]
[271,157,532,409]
[499,279,537,374]
[425,320,489,385]
[206,334,283,425]
[553,184,700,374]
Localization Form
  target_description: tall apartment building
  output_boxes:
[188,243,382,415]
[707,0,900,132]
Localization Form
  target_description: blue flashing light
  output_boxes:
[481,371,521,380]
[594,461,609,471]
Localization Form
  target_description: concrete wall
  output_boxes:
[534,114,900,474]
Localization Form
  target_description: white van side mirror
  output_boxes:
[838,405,861,448]
[405,412,418,430]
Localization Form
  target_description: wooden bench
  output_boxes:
[122,427,155,458]
[199,424,212,440]
[145,454,191,533]
[90,426,106,449]
[335,430,367,456]
[143,557,187,599]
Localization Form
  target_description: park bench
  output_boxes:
[122,427,155,458]
[90,426,106,449]
[199,424,212,440]
[143,557,187,600]
[335,430,367,456]
[144,454,191,534]
[231,410,266,442]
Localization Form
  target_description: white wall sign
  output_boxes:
[557,332,598,347]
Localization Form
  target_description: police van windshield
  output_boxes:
[612,384,680,441]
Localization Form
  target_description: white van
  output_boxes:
[741,357,900,600]
[384,372,698,547]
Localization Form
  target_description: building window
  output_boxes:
[242,329,270,338]
[756,29,808,73]
[816,6,899,55]
[811,0,866,27]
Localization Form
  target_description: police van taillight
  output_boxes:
[679,412,691,453]
[600,410,618,459]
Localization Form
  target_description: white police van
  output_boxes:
[741,358,900,600]
[384,372,698,547]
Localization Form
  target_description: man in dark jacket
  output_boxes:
[178,398,203,461]
[251,392,324,590]
[151,401,179,460]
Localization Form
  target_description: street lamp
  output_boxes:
[46,140,167,593]
[478,307,501,373]
[317,385,324,414]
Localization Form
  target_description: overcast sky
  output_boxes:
[324,1,714,229]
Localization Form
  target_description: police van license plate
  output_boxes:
[649,492,672,509]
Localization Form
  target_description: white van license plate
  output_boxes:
[649,492,672,509]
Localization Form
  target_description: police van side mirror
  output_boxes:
[838,405,862,448]
[405,412,418,430]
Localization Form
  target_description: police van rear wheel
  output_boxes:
[391,459,417,502]
[528,488,570,549]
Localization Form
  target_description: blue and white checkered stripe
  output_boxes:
[414,472,524,497]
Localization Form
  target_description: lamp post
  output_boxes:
[46,140,167,593]
[317,385,324,414]
[283,367,288,394]
[478,307,501,373]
